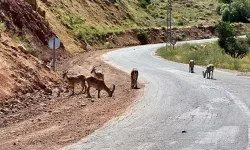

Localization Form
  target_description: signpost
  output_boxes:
[48,36,60,71]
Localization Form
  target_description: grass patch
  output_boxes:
[156,42,250,72]
[0,22,6,31]
[61,15,124,42]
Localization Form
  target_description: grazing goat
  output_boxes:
[62,71,86,95]
[91,65,104,80]
[189,60,194,73]
[85,77,115,98]
[202,64,214,79]
[131,68,138,89]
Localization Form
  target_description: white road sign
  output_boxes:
[48,37,60,49]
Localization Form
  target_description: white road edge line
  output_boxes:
[248,124,250,150]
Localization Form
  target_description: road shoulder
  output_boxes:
[0,49,143,150]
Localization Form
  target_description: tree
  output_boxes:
[216,21,235,49]
[216,21,249,58]
[220,0,250,22]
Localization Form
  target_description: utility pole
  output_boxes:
[166,0,172,49]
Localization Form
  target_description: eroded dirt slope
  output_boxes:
[0,33,60,101]
[0,0,66,60]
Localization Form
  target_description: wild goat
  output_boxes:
[91,65,104,80]
[202,64,214,79]
[131,68,138,89]
[85,77,115,98]
[189,60,194,73]
[62,71,86,95]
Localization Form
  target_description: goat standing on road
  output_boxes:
[202,64,214,79]
[189,60,195,73]
[131,68,138,89]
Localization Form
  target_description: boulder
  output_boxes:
[37,7,46,18]
[24,0,37,10]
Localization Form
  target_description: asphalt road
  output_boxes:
[64,38,250,150]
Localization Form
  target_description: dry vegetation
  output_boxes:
[156,41,250,72]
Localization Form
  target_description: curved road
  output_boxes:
[64,39,250,150]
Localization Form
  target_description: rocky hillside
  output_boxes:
[0,0,63,101]
[0,33,60,101]
[33,0,221,52]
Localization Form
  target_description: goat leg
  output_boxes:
[86,86,92,98]
[98,90,101,98]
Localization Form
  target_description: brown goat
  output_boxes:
[189,60,194,73]
[62,71,86,95]
[85,77,115,98]
[131,68,138,89]
[202,64,214,79]
[91,65,104,80]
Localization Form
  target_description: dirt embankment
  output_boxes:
[0,0,69,101]
[89,26,217,50]
[0,33,60,101]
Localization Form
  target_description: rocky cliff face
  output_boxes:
[0,0,65,100]
[0,0,65,61]
[0,33,60,101]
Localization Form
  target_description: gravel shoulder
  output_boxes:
[0,49,143,150]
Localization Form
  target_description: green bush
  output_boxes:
[61,15,97,40]
[246,33,250,45]
[61,15,83,30]
[177,19,184,26]
[138,0,151,9]
[73,25,100,41]
[137,31,149,45]
[0,22,6,31]
[219,0,231,3]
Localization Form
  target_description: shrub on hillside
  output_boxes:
[219,0,231,3]
[246,33,250,45]
[137,31,149,45]
[61,15,83,30]
[138,0,151,9]
[177,19,184,26]
[0,22,6,31]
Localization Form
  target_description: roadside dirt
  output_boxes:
[0,49,143,150]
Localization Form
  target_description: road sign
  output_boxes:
[48,37,60,49]
[109,34,113,40]
[48,36,60,71]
